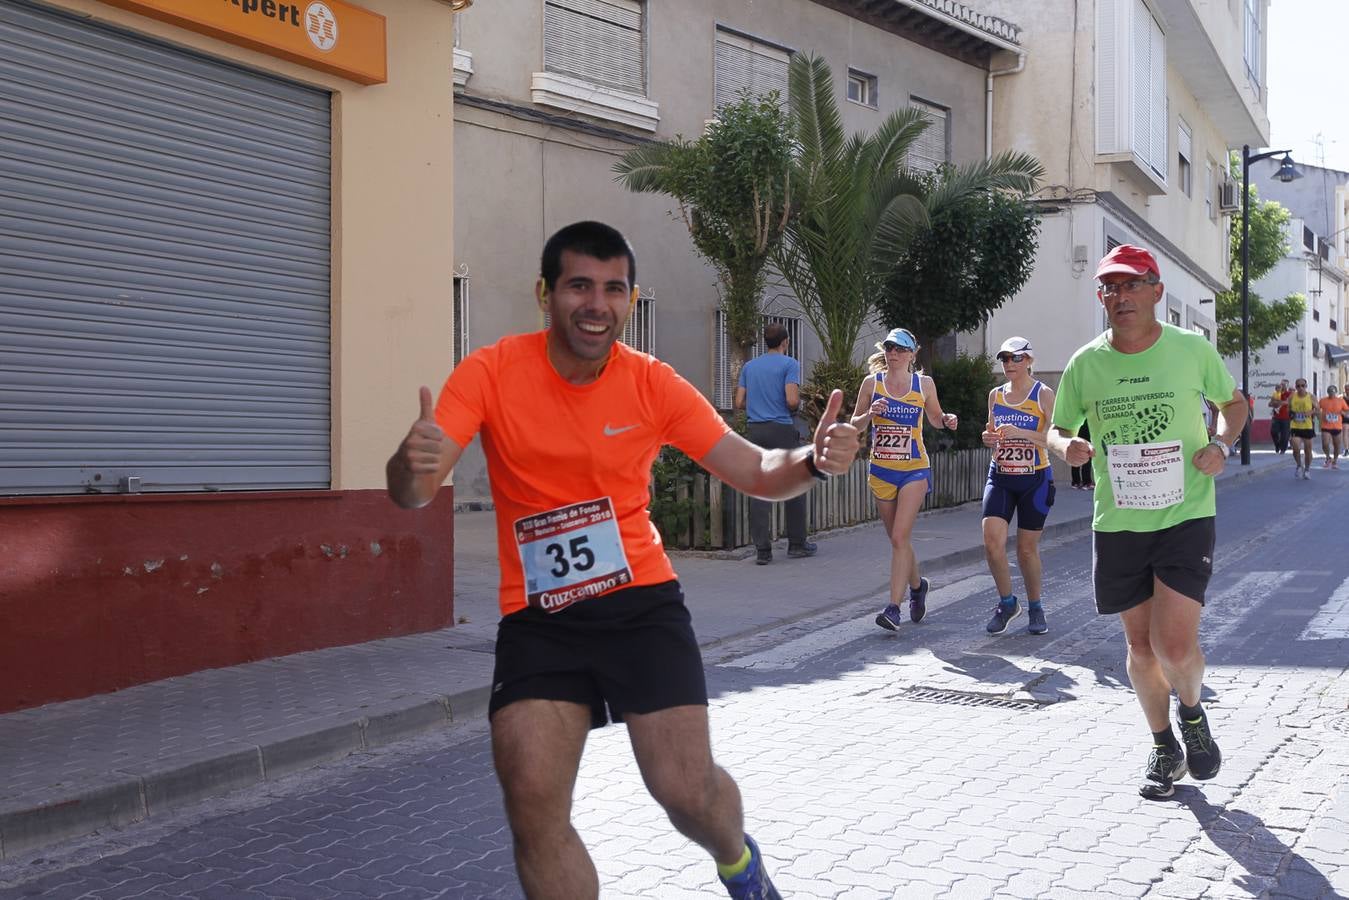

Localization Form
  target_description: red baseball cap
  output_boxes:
[1095,244,1160,280]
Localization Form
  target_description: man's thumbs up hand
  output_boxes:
[397,386,448,475]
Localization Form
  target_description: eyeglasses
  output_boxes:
[997,352,1029,363]
[883,342,915,352]
[1296,382,1307,388]
[1098,278,1158,297]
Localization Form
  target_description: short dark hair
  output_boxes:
[540,221,636,291]
[763,322,789,349]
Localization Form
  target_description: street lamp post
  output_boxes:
[1238,145,1302,465]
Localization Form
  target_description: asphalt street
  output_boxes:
[2,467,1347,899]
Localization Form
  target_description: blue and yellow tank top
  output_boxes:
[1290,392,1315,427]
[870,372,928,477]
[990,380,1050,475]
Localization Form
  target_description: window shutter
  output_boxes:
[1130,0,1151,166]
[1095,0,1123,153]
[714,30,788,109]
[544,0,644,95]
[908,99,948,173]
[1148,16,1167,178]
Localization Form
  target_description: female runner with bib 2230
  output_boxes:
[850,328,957,631]
[980,337,1056,636]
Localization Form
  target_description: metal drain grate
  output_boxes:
[897,686,1045,711]
[1324,713,1349,736]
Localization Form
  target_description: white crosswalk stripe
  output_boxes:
[1298,574,1349,640]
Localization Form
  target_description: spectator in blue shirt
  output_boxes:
[734,323,817,564]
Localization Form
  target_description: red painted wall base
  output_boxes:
[0,488,454,713]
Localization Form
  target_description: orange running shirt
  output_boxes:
[1319,396,1348,431]
[436,332,731,617]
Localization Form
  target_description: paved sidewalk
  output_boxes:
[0,451,1286,860]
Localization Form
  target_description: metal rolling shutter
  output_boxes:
[0,0,331,495]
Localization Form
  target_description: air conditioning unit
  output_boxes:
[1217,175,1240,213]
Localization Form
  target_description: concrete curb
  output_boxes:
[0,685,490,860]
[0,459,1278,860]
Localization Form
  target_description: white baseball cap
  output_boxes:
[997,336,1033,357]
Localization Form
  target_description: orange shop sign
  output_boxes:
[98,0,387,85]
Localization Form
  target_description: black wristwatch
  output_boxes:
[803,449,831,481]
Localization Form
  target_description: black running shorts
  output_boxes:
[1092,517,1216,615]
[1291,428,1315,440]
[488,580,707,728]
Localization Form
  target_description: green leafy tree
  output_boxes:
[875,180,1041,364]
[613,93,794,402]
[773,53,1042,421]
[1216,163,1305,361]
[929,352,1000,451]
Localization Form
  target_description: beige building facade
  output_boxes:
[449,0,1023,504]
[976,0,1272,382]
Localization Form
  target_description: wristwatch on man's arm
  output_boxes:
[1207,439,1232,459]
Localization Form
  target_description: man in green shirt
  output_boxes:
[1047,244,1248,801]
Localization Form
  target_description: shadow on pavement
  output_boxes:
[1177,792,1339,899]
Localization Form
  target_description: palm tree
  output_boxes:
[774,53,1042,417]
[613,93,794,406]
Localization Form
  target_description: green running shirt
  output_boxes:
[1052,324,1236,533]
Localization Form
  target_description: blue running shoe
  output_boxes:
[986,598,1021,635]
[720,835,781,900]
[875,603,903,631]
[909,576,929,623]
[1027,605,1048,635]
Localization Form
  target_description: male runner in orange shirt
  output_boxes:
[387,221,861,900]
[1318,386,1347,468]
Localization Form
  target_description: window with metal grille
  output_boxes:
[453,273,469,367]
[714,28,789,109]
[622,296,655,354]
[907,98,949,174]
[713,310,802,410]
[544,0,644,95]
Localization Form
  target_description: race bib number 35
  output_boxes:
[872,423,913,461]
[515,497,633,613]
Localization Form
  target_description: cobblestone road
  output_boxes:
[2,473,1347,899]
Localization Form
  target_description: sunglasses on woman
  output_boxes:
[997,352,1029,363]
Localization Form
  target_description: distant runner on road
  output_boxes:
[1289,379,1316,479]
[980,336,1055,636]
[1317,386,1346,469]
[387,221,861,899]
[1047,244,1248,801]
